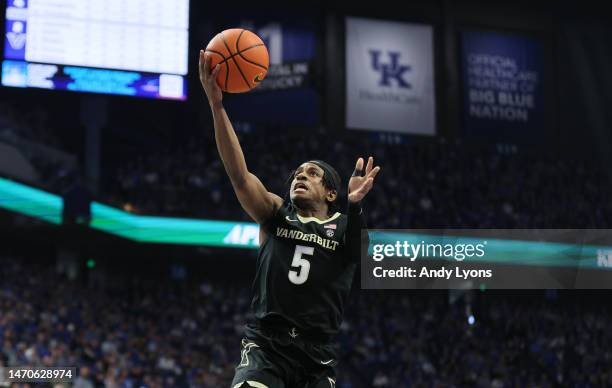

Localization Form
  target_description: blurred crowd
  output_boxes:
[341,290,611,387]
[1,256,610,388]
[0,257,243,388]
[2,96,611,229]
[103,126,612,229]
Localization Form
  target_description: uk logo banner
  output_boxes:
[346,17,436,135]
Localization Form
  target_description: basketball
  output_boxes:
[205,29,269,93]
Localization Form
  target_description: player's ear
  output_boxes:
[326,189,337,203]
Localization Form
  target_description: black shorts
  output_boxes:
[230,324,338,388]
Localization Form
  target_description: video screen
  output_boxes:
[2,0,189,99]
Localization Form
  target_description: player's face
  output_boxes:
[290,163,328,205]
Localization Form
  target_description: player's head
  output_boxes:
[288,160,341,215]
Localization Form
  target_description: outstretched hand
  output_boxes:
[198,50,223,107]
[348,157,381,204]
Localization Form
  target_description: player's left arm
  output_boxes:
[346,157,381,261]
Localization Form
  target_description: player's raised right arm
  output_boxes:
[199,50,282,224]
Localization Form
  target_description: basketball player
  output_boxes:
[199,50,381,388]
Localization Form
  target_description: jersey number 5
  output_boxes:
[288,245,314,285]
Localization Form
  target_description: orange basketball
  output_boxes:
[205,29,269,93]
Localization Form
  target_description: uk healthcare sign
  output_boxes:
[345,17,436,135]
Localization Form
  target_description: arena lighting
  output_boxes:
[0,177,62,224]
[89,202,259,247]
[1,177,612,270]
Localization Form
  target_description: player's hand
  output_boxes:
[199,50,223,107]
[348,157,381,203]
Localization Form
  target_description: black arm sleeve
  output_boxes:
[345,201,368,263]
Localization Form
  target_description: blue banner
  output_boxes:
[461,31,545,142]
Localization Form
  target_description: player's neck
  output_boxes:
[295,204,330,221]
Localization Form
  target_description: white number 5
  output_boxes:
[288,245,314,285]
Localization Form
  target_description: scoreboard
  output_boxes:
[2,0,189,100]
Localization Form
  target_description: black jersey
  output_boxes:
[250,202,358,339]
